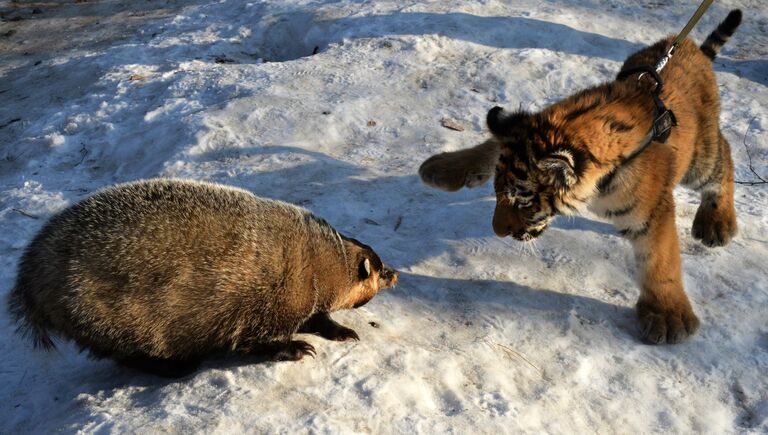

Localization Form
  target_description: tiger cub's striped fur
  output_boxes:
[419,10,742,344]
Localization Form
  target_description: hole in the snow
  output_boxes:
[246,12,330,62]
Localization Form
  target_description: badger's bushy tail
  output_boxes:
[7,286,56,350]
[700,9,742,60]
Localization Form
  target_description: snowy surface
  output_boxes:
[1,0,767,433]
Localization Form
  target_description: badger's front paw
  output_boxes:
[299,312,360,341]
[636,300,700,344]
[272,340,316,361]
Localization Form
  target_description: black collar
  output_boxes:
[616,66,677,166]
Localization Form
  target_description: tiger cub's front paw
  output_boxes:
[419,152,492,192]
[419,140,500,192]
[692,202,737,247]
[636,299,700,344]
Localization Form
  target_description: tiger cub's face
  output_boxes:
[487,107,585,241]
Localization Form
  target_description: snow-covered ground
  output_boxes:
[1,0,767,432]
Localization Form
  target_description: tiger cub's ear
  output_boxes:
[487,106,529,136]
[537,152,577,189]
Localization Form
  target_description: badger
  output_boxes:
[8,178,398,377]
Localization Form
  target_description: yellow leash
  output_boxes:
[654,0,714,72]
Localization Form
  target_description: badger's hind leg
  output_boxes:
[690,130,738,247]
[419,139,500,191]
[299,312,359,341]
[117,355,201,378]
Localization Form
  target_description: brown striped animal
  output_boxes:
[419,10,742,344]
[8,179,398,377]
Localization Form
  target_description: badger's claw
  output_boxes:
[273,340,316,361]
[327,325,360,341]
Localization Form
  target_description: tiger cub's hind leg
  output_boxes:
[419,139,500,191]
[691,131,738,247]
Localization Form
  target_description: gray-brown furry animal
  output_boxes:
[8,178,398,377]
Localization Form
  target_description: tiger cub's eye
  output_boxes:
[504,185,517,201]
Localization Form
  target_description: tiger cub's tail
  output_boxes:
[700,9,742,60]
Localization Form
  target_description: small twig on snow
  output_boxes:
[394,216,403,231]
[493,341,543,376]
[0,118,21,129]
[735,116,767,186]
[482,337,545,379]
[75,143,88,166]
[12,208,39,219]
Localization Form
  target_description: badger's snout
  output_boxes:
[379,266,399,289]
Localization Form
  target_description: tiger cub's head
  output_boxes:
[487,106,593,241]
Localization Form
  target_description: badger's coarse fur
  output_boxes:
[8,178,398,377]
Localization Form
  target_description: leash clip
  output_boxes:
[654,44,677,73]
[637,44,676,83]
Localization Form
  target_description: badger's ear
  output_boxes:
[487,106,529,136]
[538,153,577,189]
[358,258,371,280]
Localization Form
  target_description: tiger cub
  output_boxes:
[419,10,742,344]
